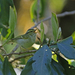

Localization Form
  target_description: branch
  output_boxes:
[10,53,34,63]
[7,44,19,58]
[37,0,40,22]
[31,10,75,29]
[11,44,19,53]
[0,48,7,54]
[3,50,37,56]
[0,23,9,29]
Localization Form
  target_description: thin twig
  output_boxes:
[8,44,19,58]
[0,48,7,54]
[11,44,19,53]
[0,23,9,29]
[10,53,34,63]
[3,50,37,56]
[37,0,40,22]
[31,10,75,29]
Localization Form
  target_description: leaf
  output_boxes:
[57,55,75,75]
[1,28,8,37]
[40,22,44,43]
[57,27,62,39]
[50,59,64,75]
[0,54,4,62]
[3,43,17,53]
[51,13,59,41]
[57,36,75,59]
[0,0,14,25]
[71,60,75,67]
[30,0,42,22]
[9,6,17,32]
[32,45,52,75]
[3,57,16,75]
[58,36,73,45]
[72,31,75,44]
[52,54,58,62]
[21,57,35,75]
[0,57,3,75]
[57,43,75,59]
[50,64,58,75]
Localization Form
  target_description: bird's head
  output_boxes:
[26,29,37,34]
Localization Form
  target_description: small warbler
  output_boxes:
[12,29,36,48]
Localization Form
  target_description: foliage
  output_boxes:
[0,0,14,37]
[0,56,16,75]
[30,0,46,22]
[40,22,44,43]
[0,0,75,75]
[51,13,59,41]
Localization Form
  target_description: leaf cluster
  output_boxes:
[0,0,17,45]
[0,0,75,75]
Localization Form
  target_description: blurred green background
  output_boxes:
[13,0,75,39]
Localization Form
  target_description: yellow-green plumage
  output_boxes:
[12,29,36,48]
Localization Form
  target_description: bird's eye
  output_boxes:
[27,29,34,33]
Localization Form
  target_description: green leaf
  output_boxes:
[32,45,52,75]
[30,0,42,22]
[71,60,75,67]
[72,31,75,45]
[1,28,8,37]
[9,6,17,32]
[0,55,4,62]
[57,55,75,75]
[0,57,3,75]
[3,57,16,75]
[40,22,44,43]
[57,36,75,59]
[3,43,17,53]
[57,43,75,59]
[21,57,35,75]
[50,59,64,75]
[58,36,73,45]
[51,13,59,41]
[0,4,1,12]
[57,27,62,39]
[0,0,14,25]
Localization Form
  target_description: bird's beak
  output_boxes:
[34,28,38,33]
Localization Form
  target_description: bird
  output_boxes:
[11,29,36,48]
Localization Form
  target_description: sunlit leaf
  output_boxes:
[32,45,52,75]
[3,57,16,75]
[51,13,59,41]
[40,22,44,43]
[72,31,75,44]
[52,54,58,62]
[21,57,35,75]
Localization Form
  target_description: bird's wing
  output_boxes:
[22,34,29,39]
[12,34,28,40]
